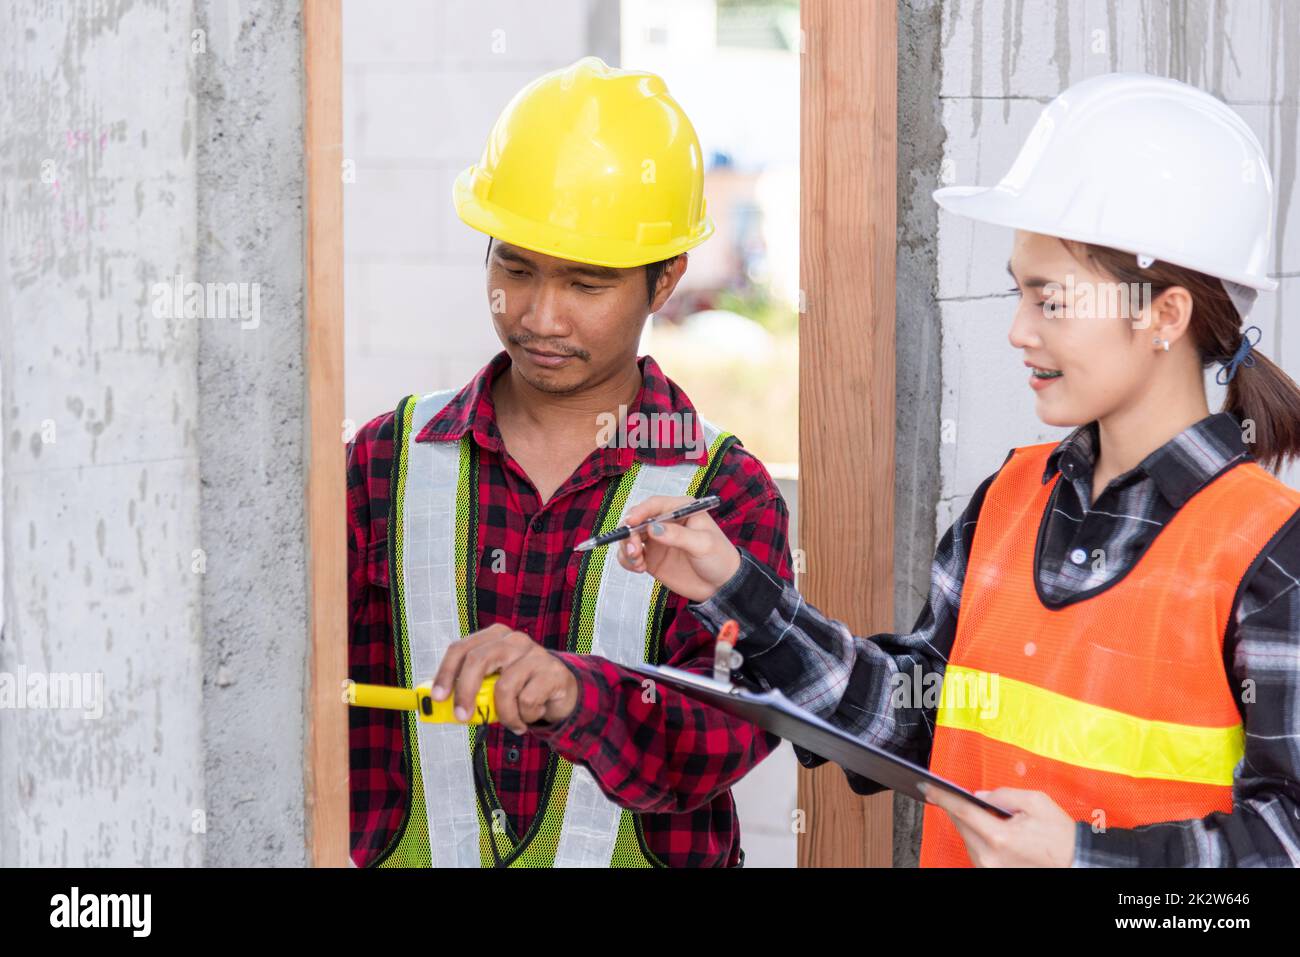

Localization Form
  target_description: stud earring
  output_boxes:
[1153,336,1170,352]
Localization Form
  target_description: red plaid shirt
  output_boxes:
[347,351,793,867]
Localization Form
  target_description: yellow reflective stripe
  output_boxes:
[935,665,1244,786]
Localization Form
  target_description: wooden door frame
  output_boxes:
[303,0,900,868]
[798,0,898,868]
[304,0,348,868]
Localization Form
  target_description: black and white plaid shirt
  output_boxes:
[690,412,1300,867]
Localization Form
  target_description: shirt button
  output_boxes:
[1070,547,1088,565]
[531,515,544,532]
[506,747,520,763]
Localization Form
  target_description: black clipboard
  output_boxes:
[631,663,1014,819]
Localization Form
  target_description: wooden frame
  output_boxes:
[302,0,899,869]
[798,0,898,867]
[304,0,348,868]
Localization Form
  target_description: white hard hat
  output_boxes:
[933,73,1278,306]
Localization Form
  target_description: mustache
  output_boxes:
[508,336,590,361]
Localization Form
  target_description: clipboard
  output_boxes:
[630,663,1014,819]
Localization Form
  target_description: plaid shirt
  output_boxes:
[347,351,792,867]
[692,412,1300,867]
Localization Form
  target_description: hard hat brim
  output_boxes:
[933,185,1279,292]
[453,167,715,269]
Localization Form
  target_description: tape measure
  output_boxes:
[344,674,499,724]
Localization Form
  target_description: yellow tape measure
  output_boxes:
[344,674,499,724]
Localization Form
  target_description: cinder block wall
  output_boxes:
[343,0,620,430]
[934,0,1300,532]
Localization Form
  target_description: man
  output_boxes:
[346,57,793,867]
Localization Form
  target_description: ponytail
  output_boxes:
[1223,349,1300,473]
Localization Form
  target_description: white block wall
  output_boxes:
[343,0,618,429]
[935,0,1300,536]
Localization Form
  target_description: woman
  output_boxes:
[616,74,1300,867]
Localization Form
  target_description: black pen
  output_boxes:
[575,495,722,552]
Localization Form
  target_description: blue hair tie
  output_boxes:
[1215,325,1262,385]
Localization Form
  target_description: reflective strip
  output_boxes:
[935,664,1244,787]
[403,390,483,868]
[552,418,726,867]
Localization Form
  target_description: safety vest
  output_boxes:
[371,390,736,867]
[920,442,1300,867]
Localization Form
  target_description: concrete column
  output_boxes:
[193,0,308,868]
[0,0,311,866]
[893,0,946,868]
[0,0,204,865]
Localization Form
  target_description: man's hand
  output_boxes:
[923,785,1076,867]
[430,623,579,736]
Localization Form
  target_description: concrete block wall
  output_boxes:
[342,0,620,430]
[894,0,949,868]
[934,0,1300,534]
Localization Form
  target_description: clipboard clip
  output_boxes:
[712,619,743,683]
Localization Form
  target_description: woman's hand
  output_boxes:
[613,495,743,603]
[922,785,1077,867]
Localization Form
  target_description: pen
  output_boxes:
[575,494,722,552]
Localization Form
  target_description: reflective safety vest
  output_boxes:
[372,390,737,868]
[920,442,1300,867]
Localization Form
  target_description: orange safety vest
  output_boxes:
[920,442,1300,867]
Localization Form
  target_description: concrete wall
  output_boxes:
[193,0,308,867]
[0,0,205,866]
[894,0,948,869]
[0,0,309,866]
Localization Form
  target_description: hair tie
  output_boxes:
[1215,325,1262,385]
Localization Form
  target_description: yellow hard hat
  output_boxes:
[453,56,714,268]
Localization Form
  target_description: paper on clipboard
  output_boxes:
[631,663,1014,819]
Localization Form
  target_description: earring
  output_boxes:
[1153,336,1170,352]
